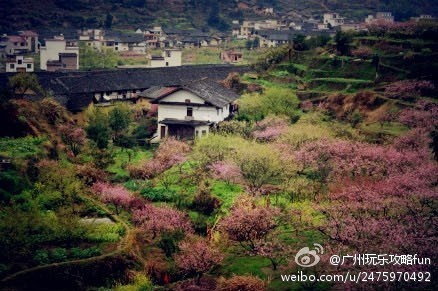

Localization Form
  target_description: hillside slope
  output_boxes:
[0,0,437,33]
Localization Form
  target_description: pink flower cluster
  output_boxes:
[132,204,193,238]
[252,116,289,142]
[129,137,191,179]
[209,161,243,184]
[385,80,434,101]
[91,182,134,214]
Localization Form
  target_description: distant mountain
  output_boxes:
[0,0,437,33]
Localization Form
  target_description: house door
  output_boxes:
[160,125,166,139]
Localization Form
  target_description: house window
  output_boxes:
[187,107,193,117]
[201,130,207,136]
[166,51,171,57]
[115,47,118,51]
[185,99,191,103]
[10,64,14,69]
[27,64,32,69]
[63,63,67,68]
[166,62,169,66]
[17,59,22,64]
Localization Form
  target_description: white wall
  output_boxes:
[157,90,230,123]
[6,56,34,72]
[40,40,79,70]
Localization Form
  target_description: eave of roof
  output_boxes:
[160,118,211,127]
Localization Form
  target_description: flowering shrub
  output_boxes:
[209,160,243,184]
[174,235,223,283]
[132,204,193,239]
[91,182,133,214]
[384,80,434,101]
[129,137,191,179]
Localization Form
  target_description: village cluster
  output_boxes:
[0,7,435,73]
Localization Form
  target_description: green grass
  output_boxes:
[360,122,408,137]
[182,47,268,65]
[311,78,372,84]
[107,147,153,179]
[0,136,45,159]
[84,222,125,243]
[220,255,272,279]
[211,180,242,212]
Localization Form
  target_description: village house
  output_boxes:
[149,49,182,68]
[141,26,165,48]
[18,31,39,53]
[105,32,146,53]
[6,55,34,72]
[40,35,79,71]
[0,31,39,57]
[0,64,248,111]
[79,29,105,51]
[148,78,239,141]
[220,49,243,63]
[411,14,435,22]
[365,12,394,24]
[256,30,293,48]
[3,35,28,55]
[323,13,345,28]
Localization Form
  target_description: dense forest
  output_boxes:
[0,19,437,290]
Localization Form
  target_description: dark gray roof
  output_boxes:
[0,65,248,111]
[138,86,179,99]
[268,33,293,41]
[160,118,211,127]
[151,78,239,108]
[106,32,144,43]
[183,78,239,107]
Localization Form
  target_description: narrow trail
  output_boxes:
[1,194,142,284]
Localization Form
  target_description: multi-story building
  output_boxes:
[323,13,345,27]
[40,35,79,71]
[5,55,34,72]
[150,49,182,68]
[365,12,394,24]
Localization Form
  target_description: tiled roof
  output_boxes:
[138,86,179,99]
[0,65,249,111]
[106,32,144,43]
[183,78,240,107]
[160,118,211,127]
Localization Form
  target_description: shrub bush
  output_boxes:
[70,246,102,259]
[51,247,68,262]
[140,187,176,202]
[33,250,50,265]
[157,230,185,257]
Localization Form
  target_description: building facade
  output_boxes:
[40,35,79,71]
[6,55,34,72]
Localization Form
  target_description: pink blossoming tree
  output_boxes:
[174,235,223,284]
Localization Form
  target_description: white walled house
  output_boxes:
[147,79,239,141]
[6,55,34,72]
[323,13,345,27]
[150,49,182,67]
[40,35,79,70]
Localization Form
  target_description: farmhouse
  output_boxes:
[147,79,239,141]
